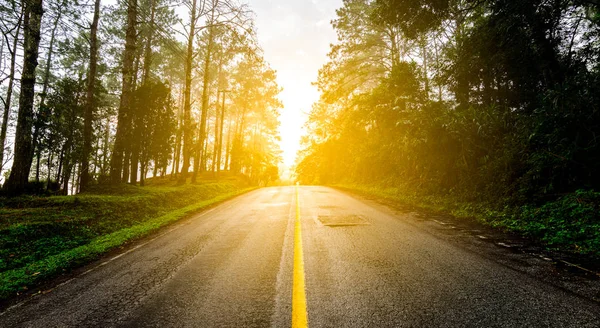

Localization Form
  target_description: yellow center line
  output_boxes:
[292,186,308,328]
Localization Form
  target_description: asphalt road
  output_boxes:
[1,186,599,327]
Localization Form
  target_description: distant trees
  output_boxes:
[227,52,282,184]
[0,0,283,195]
[297,0,600,206]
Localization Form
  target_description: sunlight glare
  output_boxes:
[277,78,318,166]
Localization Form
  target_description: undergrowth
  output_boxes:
[0,176,254,301]
[335,184,600,256]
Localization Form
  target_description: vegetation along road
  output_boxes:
[1,186,598,327]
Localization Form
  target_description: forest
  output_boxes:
[0,0,282,196]
[296,0,600,252]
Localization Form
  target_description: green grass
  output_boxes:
[335,184,600,256]
[0,176,256,301]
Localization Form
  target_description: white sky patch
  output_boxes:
[248,0,341,166]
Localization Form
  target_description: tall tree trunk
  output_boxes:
[129,111,142,184]
[110,0,137,183]
[433,35,442,102]
[172,90,183,178]
[35,153,40,181]
[80,0,101,192]
[128,90,139,185]
[211,92,219,172]
[38,8,61,109]
[140,158,146,186]
[388,28,400,70]
[56,147,64,183]
[62,162,71,195]
[230,106,247,174]
[0,6,24,177]
[179,0,198,183]
[69,163,78,195]
[122,148,131,183]
[124,50,142,184]
[74,163,81,194]
[211,59,223,174]
[453,10,469,110]
[101,117,110,176]
[61,97,78,194]
[421,35,429,100]
[129,136,139,184]
[192,11,215,183]
[34,5,61,182]
[0,35,4,67]
[216,89,226,174]
[132,49,141,91]
[141,0,156,84]
[224,118,232,171]
[131,0,157,185]
[46,150,52,189]
[4,0,45,195]
[202,125,209,172]
[94,138,101,176]
[62,146,72,194]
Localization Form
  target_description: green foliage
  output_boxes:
[514,190,600,252]
[131,80,176,178]
[372,0,449,38]
[338,185,600,256]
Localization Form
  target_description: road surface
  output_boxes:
[1,186,599,327]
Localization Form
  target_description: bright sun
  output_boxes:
[277,77,319,166]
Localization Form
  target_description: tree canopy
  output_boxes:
[297,0,600,206]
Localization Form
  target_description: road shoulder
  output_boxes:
[333,186,600,303]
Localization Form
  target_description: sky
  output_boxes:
[248,0,342,166]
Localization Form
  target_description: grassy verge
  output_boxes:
[0,176,256,301]
[334,184,600,256]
